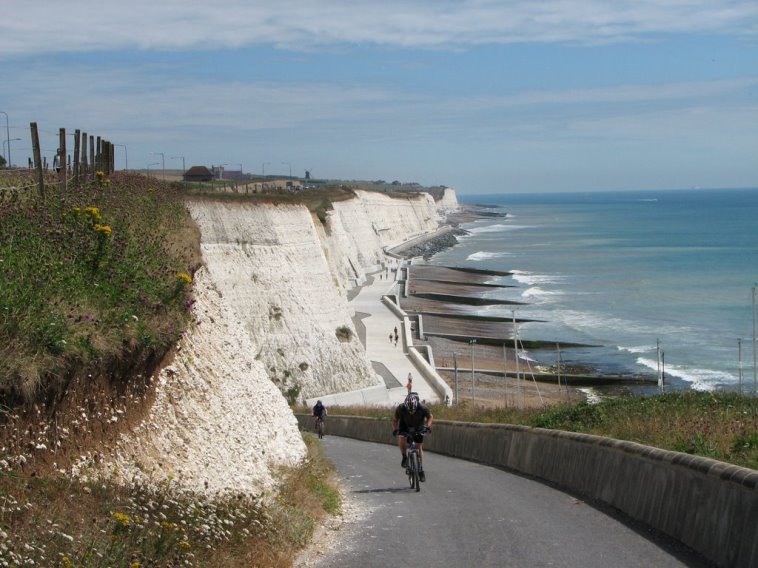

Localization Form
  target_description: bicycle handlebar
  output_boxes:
[395,427,431,437]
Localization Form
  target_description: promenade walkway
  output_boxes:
[349,262,439,406]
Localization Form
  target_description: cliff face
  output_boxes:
[91,189,457,496]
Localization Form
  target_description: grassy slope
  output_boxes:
[0,172,201,403]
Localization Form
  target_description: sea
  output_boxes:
[429,188,758,394]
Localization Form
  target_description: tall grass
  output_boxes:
[312,391,758,470]
[0,172,201,403]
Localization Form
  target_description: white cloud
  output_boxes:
[1,0,757,57]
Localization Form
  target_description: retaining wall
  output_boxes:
[297,414,758,568]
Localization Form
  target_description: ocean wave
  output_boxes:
[466,251,513,262]
[467,223,533,235]
[617,345,656,354]
[511,270,564,286]
[635,357,736,391]
[521,286,563,300]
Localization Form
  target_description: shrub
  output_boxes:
[335,326,353,342]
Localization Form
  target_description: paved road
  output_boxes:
[308,436,711,568]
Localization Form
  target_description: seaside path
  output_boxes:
[349,263,439,406]
[297,436,709,568]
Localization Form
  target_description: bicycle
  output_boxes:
[397,426,429,492]
[314,416,325,439]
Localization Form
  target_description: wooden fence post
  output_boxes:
[58,128,67,193]
[81,132,88,183]
[30,122,44,199]
[96,136,101,173]
[89,135,95,179]
[73,129,81,184]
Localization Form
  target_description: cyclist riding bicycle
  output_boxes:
[312,400,327,428]
[392,392,433,482]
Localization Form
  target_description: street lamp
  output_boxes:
[114,144,128,171]
[150,152,165,179]
[147,162,160,177]
[2,137,20,166]
[0,110,8,167]
[469,338,477,403]
[281,161,292,178]
[170,156,185,174]
[262,162,271,177]
[0,112,11,166]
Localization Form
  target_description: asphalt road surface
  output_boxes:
[306,435,711,568]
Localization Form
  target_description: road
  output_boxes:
[301,436,711,568]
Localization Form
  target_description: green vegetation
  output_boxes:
[0,172,201,403]
[0,434,340,567]
[335,325,353,342]
[306,391,758,471]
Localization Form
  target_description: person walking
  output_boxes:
[406,373,413,393]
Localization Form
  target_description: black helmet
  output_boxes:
[404,393,419,413]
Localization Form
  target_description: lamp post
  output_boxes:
[281,161,292,178]
[114,144,128,171]
[2,137,20,166]
[170,156,185,174]
[147,162,160,177]
[150,152,165,179]
[453,352,459,405]
[0,111,9,166]
[262,162,271,177]
[469,338,477,403]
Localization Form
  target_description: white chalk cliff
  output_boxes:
[90,188,458,496]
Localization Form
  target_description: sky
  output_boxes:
[1,1,757,194]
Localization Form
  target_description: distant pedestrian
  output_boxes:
[389,333,393,344]
[406,373,413,393]
[394,326,398,336]
[394,337,398,347]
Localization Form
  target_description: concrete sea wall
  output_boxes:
[297,414,758,568]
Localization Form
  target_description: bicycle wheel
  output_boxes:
[409,452,420,492]
[318,420,324,439]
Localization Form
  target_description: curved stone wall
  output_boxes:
[297,414,758,568]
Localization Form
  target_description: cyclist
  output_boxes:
[312,400,327,432]
[392,392,433,482]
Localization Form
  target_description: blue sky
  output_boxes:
[1,1,756,194]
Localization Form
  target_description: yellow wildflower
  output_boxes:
[112,511,131,528]
[96,170,105,178]
[94,224,112,237]
[176,272,192,284]
[179,540,191,550]
[83,207,101,221]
